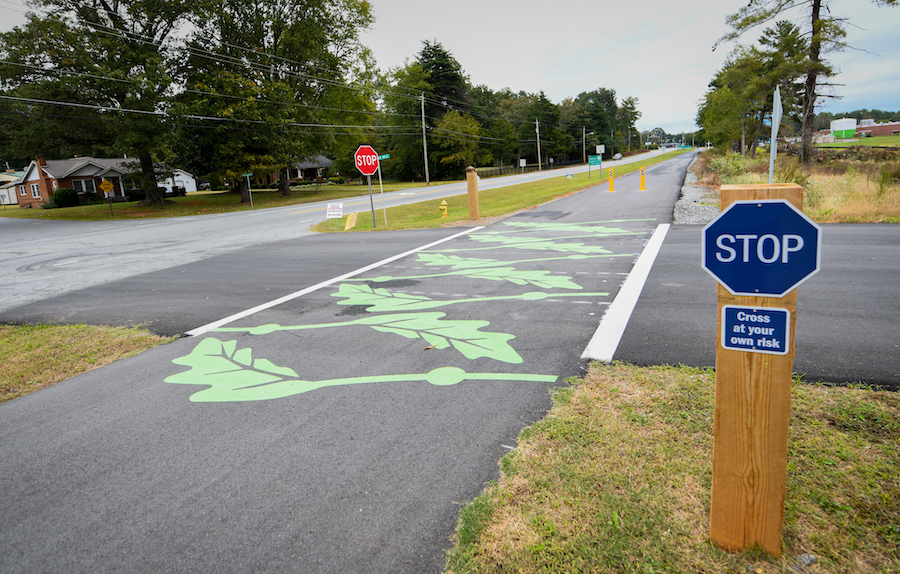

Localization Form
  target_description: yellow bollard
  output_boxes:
[639,167,646,191]
[608,168,615,192]
[439,200,448,217]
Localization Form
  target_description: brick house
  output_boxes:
[15,157,140,208]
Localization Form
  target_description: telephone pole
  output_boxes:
[535,119,542,171]
[421,92,430,185]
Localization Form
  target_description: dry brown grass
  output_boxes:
[0,324,172,403]
[699,152,900,223]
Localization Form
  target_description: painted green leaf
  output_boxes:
[417,253,502,269]
[501,221,640,235]
[332,283,441,312]
[354,313,523,363]
[465,234,617,254]
[451,267,582,289]
[165,337,313,402]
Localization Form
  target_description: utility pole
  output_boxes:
[421,92,430,185]
[536,119,542,171]
[581,126,587,163]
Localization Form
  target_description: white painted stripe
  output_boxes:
[581,223,670,362]
[185,227,485,336]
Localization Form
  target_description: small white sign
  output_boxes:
[597,145,605,154]
[326,203,343,218]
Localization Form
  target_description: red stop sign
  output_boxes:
[354,144,380,176]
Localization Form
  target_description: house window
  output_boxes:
[52,180,58,191]
[72,179,96,194]
[19,185,26,196]
[30,183,40,198]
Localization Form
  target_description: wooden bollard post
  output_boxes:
[708,183,814,559]
[466,166,479,220]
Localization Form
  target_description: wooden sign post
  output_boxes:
[703,183,821,558]
[466,166,479,220]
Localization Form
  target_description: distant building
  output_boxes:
[856,119,900,138]
[12,157,196,208]
[830,118,857,139]
[0,166,26,205]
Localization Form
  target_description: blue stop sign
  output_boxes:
[702,200,821,297]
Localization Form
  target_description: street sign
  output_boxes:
[326,203,343,218]
[722,306,790,355]
[99,179,114,194]
[377,153,391,160]
[354,144,380,176]
[702,199,821,297]
[588,155,601,166]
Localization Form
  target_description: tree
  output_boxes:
[717,0,898,163]
[701,20,807,155]
[575,88,618,157]
[172,0,374,201]
[619,97,641,152]
[0,0,204,205]
[432,111,491,176]
[379,62,430,181]
[416,40,469,123]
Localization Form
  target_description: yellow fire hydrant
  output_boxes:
[439,200,448,217]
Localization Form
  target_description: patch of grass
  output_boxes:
[0,324,173,403]
[313,151,691,232]
[699,151,900,223]
[0,182,428,220]
[818,136,900,149]
[445,362,900,574]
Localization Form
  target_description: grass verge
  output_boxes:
[696,152,900,223]
[0,181,427,220]
[0,324,173,404]
[445,362,899,574]
[313,151,691,232]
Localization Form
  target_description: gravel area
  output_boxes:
[673,155,719,225]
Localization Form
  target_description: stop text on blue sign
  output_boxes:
[702,200,821,297]
[722,306,790,355]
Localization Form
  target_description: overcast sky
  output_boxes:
[2,0,898,134]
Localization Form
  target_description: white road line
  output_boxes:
[185,227,484,336]
[581,223,670,362]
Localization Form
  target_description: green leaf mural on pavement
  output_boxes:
[499,220,654,234]
[355,266,584,290]
[434,233,636,254]
[213,312,523,363]
[332,283,608,313]
[415,252,630,270]
[165,338,557,402]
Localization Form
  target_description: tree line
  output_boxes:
[0,0,647,206]
[696,0,898,161]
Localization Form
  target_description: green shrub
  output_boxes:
[51,187,80,208]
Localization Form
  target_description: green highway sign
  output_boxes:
[378,154,391,160]
[588,155,601,166]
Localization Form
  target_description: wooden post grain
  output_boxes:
[466,166,479,220]
[709,183,803,558]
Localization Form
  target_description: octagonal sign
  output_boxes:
[354,144,380,176]
[702,200,821,297]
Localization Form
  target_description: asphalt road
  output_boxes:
[0,153,689,574]
[0,149,669,315]
[1,150,898,574]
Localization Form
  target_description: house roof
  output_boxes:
[0,171,25,184]
[295,155,333,170]
[44,157,141,179]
